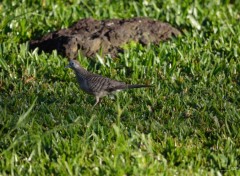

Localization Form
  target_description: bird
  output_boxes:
[65,59,152,107]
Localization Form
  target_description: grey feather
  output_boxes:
[66,59,152,107]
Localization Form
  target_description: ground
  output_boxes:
[0,0,240,175]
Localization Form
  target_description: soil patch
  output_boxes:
[29,17,180,59]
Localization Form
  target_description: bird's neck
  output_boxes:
[73,66,90,79]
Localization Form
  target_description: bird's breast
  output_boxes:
[76,77,94,95]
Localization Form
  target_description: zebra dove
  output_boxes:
[65,59,152,107]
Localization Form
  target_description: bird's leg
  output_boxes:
[93,96,101,108]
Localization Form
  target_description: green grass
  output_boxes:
[0,0,240,175]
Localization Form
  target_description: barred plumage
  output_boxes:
[66,59,152,107]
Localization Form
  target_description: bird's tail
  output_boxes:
[108,84,153,92]
[126,84,153,89]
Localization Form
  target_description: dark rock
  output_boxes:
[29,17,180,59]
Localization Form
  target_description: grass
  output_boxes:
[0,0,240,175]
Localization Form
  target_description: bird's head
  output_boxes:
[65,59,80,69]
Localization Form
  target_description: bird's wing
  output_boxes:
[86,75,126,93]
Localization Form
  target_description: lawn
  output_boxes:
[0,0,240,175]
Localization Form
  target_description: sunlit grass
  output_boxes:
[0,0,240,175]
